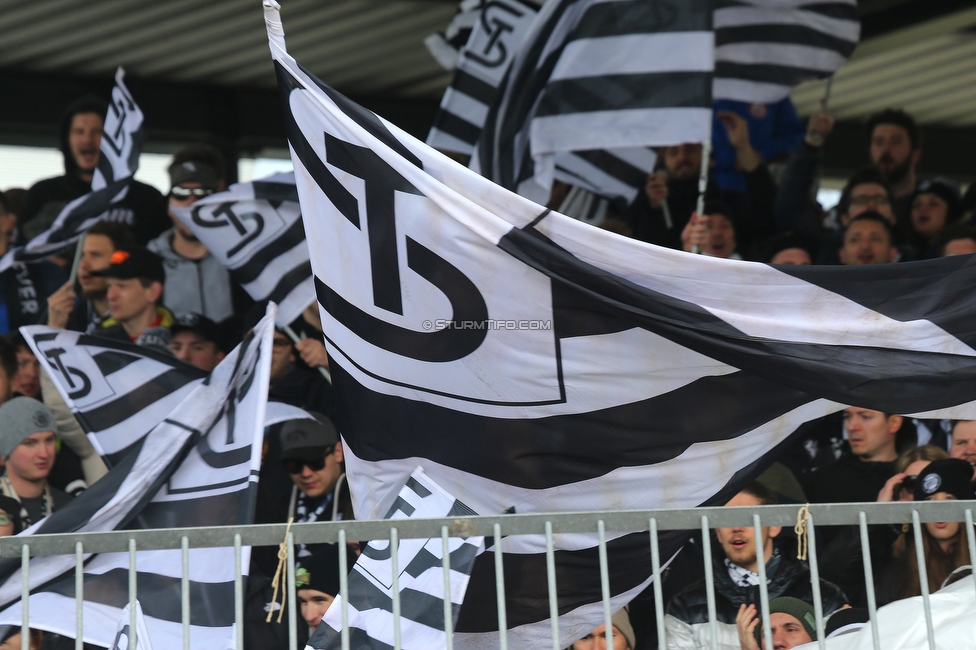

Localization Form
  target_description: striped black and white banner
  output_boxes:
[0,67,144,274]
[713,0,860,102]
[308,468,483,650]
[0,308,276,649]
[426,0,540,157]
[267,3,976,646]
[423,0,487,71]
[428,0,657,205]
[21,324,313,467]
[472,0,712,205]
[170,172,313,327]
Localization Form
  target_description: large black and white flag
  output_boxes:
[472,0,712,204]
[267,3,976,647]
[308,468,484,650]
[170,172,314,327]
[0,309,275,648]
[713,0,860,103]
[22,324,313,467]
[0,67,144,273]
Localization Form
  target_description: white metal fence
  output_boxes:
[1,500,974,650]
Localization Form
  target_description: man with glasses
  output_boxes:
[148,144,240,322]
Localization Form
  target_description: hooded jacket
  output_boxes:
[147,228,236,322]
[22,96,170,246]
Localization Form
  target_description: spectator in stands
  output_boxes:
[0,629,42,650]
[736,597,818,650]
[268,327,334,418]
[294,544,355,636]
[148,145,246,322]
[46,221,137,333]
[0,338,15,405]
[7,333,40,399]
[91,246,173,354]
[571,608,635,649]
[818,445,948,606]
[837,213,898,266]
[773,109,834,241]
[21,96,168,246]
[763,233,816,266]
[664,483,846,650]
[876,458,976,605]
[803,407,903,505]
[0,397,73,526]
[948,420,976,475]
[277,413,350,525]
[907,178,963,259]
[867,109,921,225]
[937,224,976,257]
[711,98,805,193]
[627,118,775,259]
[169,313,226,371]
[680,201,739,259]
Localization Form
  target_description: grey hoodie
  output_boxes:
[147,228,235,322]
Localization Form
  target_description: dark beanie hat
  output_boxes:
[295,544,356,596]
[915,458,976,501]
[756,597,817,643]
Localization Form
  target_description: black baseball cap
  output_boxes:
[279,412,339,462]
[91,246,165,284]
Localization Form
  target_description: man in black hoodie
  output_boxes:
[21,95,169,246]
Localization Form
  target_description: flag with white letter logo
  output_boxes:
[307,468,484,650]
[0,308,276,649]
[267,2,975,647]
[0,67,144,273]
[170,172,314,327]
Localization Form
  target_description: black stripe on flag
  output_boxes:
[331,362,813,489]
[715,24,857,55]
[498,225,976,413]
[45,569,235,627]
[263,262,313,306]
[537,73,712,116]
[571,0,712,38]
[81,367,205,434]
[430,111,484,148]
[229,217,308,286]
[252,180,300,204]
[452,70,497,106]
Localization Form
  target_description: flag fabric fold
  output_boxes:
[0,307,277,649]
[21,325,313,467]
[307,467,484,650]
[472,0,713,204]
[169,172,314,327]
[111,601,154,650]
[267,3,964,647]
[0,67,144,274]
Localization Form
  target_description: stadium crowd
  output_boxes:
[0,93,974,650]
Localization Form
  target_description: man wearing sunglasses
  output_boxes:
[148,145,241,323]
[278,413,349,526]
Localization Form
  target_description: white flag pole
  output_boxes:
[691,139,711,255]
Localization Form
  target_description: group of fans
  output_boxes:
[0,91,974,650]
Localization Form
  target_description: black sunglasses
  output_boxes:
[170,186,214,200]
[283,447,334,474]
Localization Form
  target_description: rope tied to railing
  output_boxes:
[266,517,294,623]
[795,505,810,561]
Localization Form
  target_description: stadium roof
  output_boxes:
[0,0,972,178]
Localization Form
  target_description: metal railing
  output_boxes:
[0,500,974,650]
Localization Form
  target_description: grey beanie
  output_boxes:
[611,607,635,649]
[0,397,56,459]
